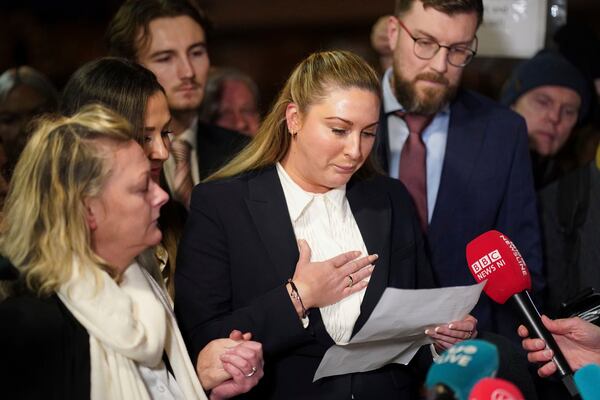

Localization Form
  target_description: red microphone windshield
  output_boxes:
[466,230,531,304]
[468,378,524,400]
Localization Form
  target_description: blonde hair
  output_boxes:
[0,104,133,296]
[207,50,382,181]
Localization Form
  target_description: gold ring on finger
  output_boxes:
[347,275,354,288]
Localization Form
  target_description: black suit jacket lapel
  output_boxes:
[196,122,219,178]
[348,178,392,336]
[245,166,332,344]
[196,122,250,178]
[245,167,298,282]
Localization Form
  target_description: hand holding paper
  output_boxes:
[313,282,485,381]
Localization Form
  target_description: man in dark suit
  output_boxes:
[377,0,544,341]
[106,0,248,206]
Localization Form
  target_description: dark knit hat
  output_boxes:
[501,50,591,121]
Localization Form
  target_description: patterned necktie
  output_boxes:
[398,113,432,231]
[170,138,194,209]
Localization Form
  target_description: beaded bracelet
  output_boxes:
[287,278,308,318]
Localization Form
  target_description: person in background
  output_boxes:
[370,15,394,73]
[106,0,249,208]
[59,61,263,393]
[0,66,58,180]
[0,105,263,399]
[502,50,592,400]
[60,57,185,298]
[537,141,600,317]
[175,50,477,399]
[199,67,261,137]
[501,50,590,190]
[377,0,542,343]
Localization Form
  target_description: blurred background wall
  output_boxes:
[1,0,598,112]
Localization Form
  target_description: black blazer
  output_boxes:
[175,166,435,399]
[0,292,90,399]
[196,122,250,178]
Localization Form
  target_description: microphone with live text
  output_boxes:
[425,339,499,400]
[466,230,578,396]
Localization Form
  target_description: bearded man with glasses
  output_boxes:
[376,0,544,345]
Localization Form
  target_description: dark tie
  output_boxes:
[398,113,432,231]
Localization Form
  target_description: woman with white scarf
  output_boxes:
[0,104,263,399]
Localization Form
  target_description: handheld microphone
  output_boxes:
[466,230,578,396]
[468,378,524,400]
[425,339,499,400]
[574,364,600,400]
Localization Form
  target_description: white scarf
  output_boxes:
[57,260,207,400]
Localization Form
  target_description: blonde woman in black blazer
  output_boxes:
[175,51,478,399]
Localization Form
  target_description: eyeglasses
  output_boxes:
[397,20,478,68]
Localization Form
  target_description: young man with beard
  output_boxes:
[376,0,544,343]
[106,0,249,207]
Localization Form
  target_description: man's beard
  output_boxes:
[393,70,458,115]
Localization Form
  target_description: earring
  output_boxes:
[291,131,298,139]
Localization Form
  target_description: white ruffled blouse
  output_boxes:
[276,163,370,345]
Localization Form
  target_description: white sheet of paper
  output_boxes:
[313,282,486,381]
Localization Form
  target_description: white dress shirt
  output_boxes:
[138,362,185,400]
[276,163,370,345]
[164,117,201,193]
[137,273,186,400]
